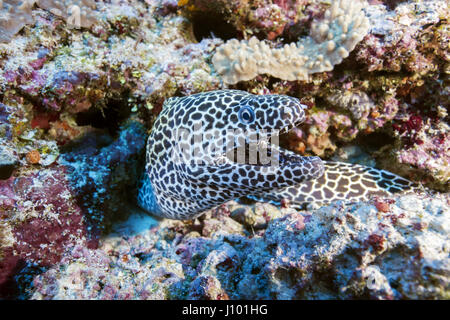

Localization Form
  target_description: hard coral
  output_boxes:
[391,112,449,189]
[0,0,448,301]
[212,0,370,84]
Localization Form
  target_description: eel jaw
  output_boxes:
[223,129,305,167]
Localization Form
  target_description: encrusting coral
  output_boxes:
[212,0,370,84]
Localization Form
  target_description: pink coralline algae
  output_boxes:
[0,167,90,298]
[0,179,17,224]
[0,122,146,298]
[392,114,449,189]
[58,122,147,230]
[187,275,229,300]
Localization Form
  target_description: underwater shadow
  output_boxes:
[59,121,148,241]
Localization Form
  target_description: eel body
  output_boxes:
[138,90,415,219]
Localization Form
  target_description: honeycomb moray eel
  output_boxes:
[138,90,416,219]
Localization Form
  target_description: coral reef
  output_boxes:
[212,0,370,83]
[381,102,449,190]
[60,121,147,231]
[0,0,448,299]
[29,194,450,299]
[326,90,375,120]
[281,0,449,189]
[179,0,295,41]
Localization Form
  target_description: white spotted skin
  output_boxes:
[137,90,416,220]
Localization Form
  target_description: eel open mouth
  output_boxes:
[224,127,305,167]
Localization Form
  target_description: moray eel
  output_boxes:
[138,90,415,219]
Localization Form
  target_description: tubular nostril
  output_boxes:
[281,99,307,124]
[281,105,295,121]
[282,111,293,120]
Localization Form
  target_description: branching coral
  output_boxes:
[212,0,370,84]
[0,0,97,43]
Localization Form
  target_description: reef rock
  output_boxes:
[29,193,449,300]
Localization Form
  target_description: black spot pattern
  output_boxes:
[260,161,416,207]
[137,90,415,219]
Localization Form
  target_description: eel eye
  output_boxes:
[238,105,255,124]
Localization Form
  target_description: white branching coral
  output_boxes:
[0,0,97,43]
[212,0,370,84]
